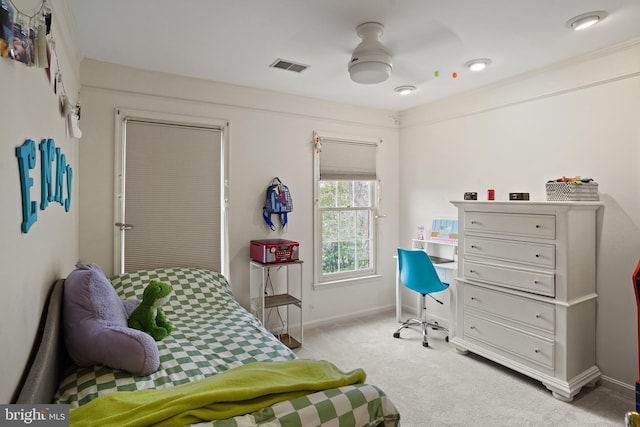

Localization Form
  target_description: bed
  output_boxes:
[16,266,400,427]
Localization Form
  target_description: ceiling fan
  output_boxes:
[347,20,465,86]
[348,22,392,84]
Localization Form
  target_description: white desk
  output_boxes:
[395,240,458,322]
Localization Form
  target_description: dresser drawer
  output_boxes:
[465,236,555,268]
[464,261,555,297]
[463,313,554,370]
[465,212,555,240]
[464,284,555,333]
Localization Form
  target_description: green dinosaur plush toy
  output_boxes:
[128,280,173,341]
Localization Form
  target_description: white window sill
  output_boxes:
[313,274,382,289]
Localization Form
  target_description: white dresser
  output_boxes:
[450,201,602,401]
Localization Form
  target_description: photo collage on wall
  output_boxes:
[1,0,50,67]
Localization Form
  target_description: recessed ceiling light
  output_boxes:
[465,58,491,71]
[567,11,608,31]
[394,85,416,95]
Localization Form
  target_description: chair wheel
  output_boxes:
[393,332,400,338]
[422,342,429,347]
[445,336,449,342]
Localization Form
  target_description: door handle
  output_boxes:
[115,222,134,231]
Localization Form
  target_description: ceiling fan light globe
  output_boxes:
[349,61,392,84]
[349,53,392,84]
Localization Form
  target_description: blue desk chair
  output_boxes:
[394,248,449,347]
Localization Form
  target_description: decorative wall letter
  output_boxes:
[15,138,73,233]
[39,138,55,210]
[54,147,65,204]
[16,139,38,233]
[65,165,72,212]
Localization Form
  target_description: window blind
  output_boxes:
[124,121,222,273]
[319,138,378,180]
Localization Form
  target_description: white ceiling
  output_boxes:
[67,0,640,111]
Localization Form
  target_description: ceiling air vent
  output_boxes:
[270,59,309,73]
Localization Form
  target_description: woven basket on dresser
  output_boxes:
[545,182,599,201]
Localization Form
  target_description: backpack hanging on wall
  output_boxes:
[262,177,293,231]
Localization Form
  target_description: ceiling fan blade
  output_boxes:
[387,21,463,57]
[385,20,465,83]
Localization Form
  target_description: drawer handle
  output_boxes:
[535,254,540,258]
[470,245,476,249]
[469,269,475,273]
[535,225,541,229]
[534,348,540,354]
[470,296,476,301]
[535,314,541,319]
[470,220,477,224]
[534,280,539,284]
[470,326,476,330]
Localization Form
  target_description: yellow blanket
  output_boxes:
[70,359,366,427]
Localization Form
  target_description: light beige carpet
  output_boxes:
[294,310,633,427]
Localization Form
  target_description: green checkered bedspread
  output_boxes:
[54,267,400,427]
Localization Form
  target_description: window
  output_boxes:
[314,133,379,284]
[319,180,375,277]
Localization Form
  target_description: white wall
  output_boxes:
[77,60,400,326]
[0,0,80,403]
[399,39,640,394]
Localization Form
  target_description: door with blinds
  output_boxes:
[116,118,224,274]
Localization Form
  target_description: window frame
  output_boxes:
[313,132,381,287]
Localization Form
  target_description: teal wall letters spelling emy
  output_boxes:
[16,138,73,233]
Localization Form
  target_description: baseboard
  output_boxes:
[304,305,396,329]
[600,375,635,400]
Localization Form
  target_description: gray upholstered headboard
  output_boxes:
[15,279,68,404]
